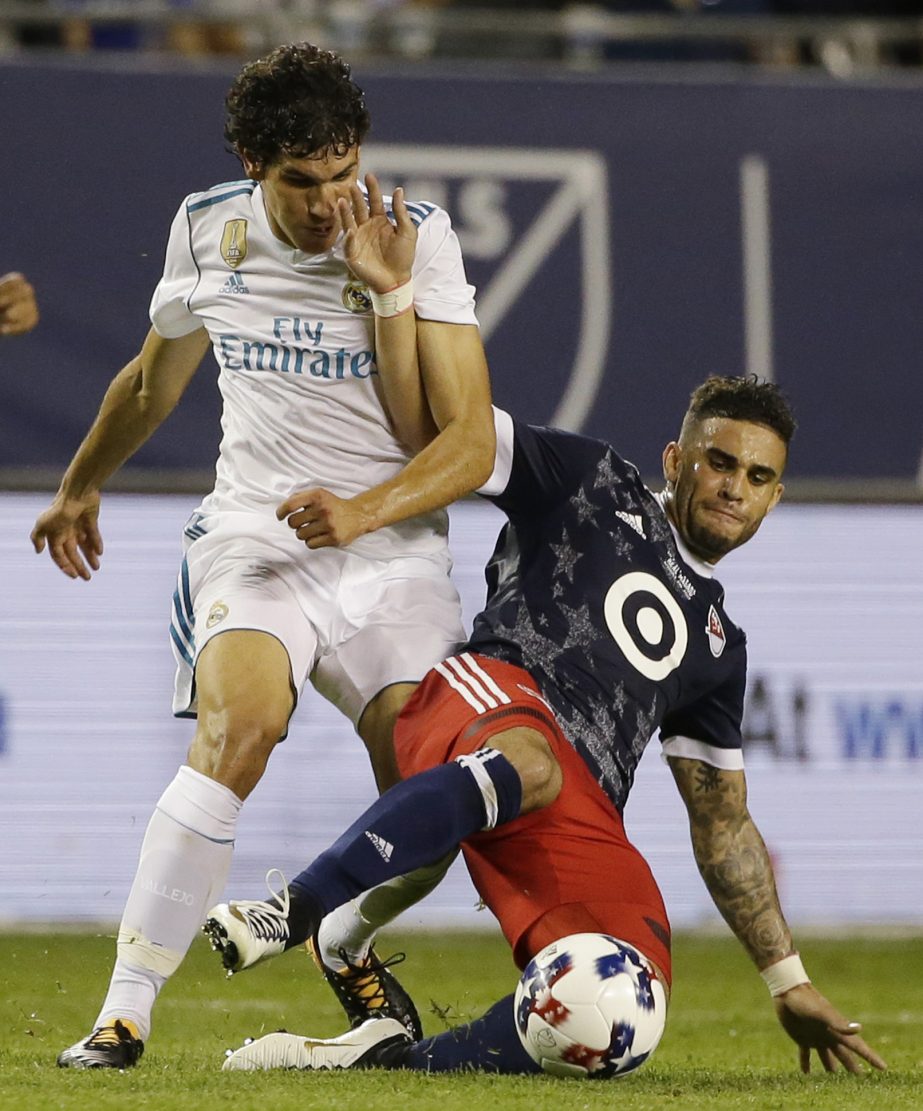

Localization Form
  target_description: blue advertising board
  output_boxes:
[2,58,922,483]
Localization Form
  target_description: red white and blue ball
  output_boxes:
[514,932,667,1079]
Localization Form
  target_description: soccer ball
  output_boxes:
[513,932,667,1079]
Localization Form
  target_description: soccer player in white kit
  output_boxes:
[31,42,495,1068]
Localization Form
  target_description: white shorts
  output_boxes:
[170,512,465,727]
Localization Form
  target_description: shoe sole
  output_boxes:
[223,1032,311,1071]
[222,1021,410,1072]
[202,917,240,973]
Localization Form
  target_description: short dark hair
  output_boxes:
[224,43,371,168]
[681,375,797,447]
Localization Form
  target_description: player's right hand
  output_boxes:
[773,982,887,1074]
[30,492,104,580]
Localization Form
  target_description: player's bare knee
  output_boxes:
[493,730,562,813]
[188,708,286,797]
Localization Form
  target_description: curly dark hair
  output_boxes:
[224,43,371,167]
[682,375,797,447]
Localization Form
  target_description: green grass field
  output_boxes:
[1,929,919,1110]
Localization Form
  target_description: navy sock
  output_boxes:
[286,752,522,945]
[385,994,540,1074]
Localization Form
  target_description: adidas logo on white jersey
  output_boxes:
[615,511,646,539]
[364,831,394,862]
[218,272,250,295]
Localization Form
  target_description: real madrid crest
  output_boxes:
[206,601,229,629]
[220,219,248,270]
[342,278,372,314]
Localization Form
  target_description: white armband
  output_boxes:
[760,954,810,997]
[369,279,414,318]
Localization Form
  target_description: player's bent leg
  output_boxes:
[357,680,417,792]
[309,697,549,1039]
[209,737,532,1015]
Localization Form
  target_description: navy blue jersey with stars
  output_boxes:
[465,414,748,812]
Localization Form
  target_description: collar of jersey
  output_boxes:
[251,184,344,266]
[654,490,714,580]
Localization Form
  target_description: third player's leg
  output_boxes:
[187,629,296,800]
[357,681,418,791]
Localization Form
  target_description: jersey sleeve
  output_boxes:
[410,206,478,325]
[149,198,203,338]
[659,652,747,770]
[478,411,610,515]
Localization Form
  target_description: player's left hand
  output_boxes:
[339,174,417,294]
[276,487,373,550]
[0,271,40,336]
[773,983,887,1074]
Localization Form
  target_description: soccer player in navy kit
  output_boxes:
[212,377,886,1078]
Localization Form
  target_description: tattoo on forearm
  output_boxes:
[679,765,793,968]
[697,826,792,966]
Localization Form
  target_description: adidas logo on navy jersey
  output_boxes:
[364,831,394,862]
[615,511,646,539]
[218,272,250,295]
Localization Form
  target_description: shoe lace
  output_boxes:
[84,1025,124,1049]
[235,868,290,941]
[335,948,407,1010]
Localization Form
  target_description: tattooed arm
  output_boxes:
[668,756,886,1074]
[668,757,791,965]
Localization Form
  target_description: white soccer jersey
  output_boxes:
[149,179,478,559]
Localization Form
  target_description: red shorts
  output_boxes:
[394,653,672,985]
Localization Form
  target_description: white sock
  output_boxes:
[95,765,242,1040]
[318,851,457,970]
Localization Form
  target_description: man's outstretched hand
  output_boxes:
[774,983,887,1074]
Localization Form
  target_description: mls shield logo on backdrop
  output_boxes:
[365,144,611,431]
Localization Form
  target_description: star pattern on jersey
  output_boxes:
[560,601,596,652]
[508,604,566,678]
[557,695,625,790]
[569,485,599,526]
[592,452,621,492]
[608,681,628,723]
[647,509,674,547]
[630,693,661,764]
[607,528,639,561]
[550,529,581,583]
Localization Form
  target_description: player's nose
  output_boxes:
[307,183,338,216]
[719,469,746,499]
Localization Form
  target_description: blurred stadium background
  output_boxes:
[1,1,921,942]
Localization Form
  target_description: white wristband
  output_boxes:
[369,279,414,318]
[760,954,810,997]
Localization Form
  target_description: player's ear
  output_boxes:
[662,441,680,486]
[767,481,784,513]
[239,150,265,181]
